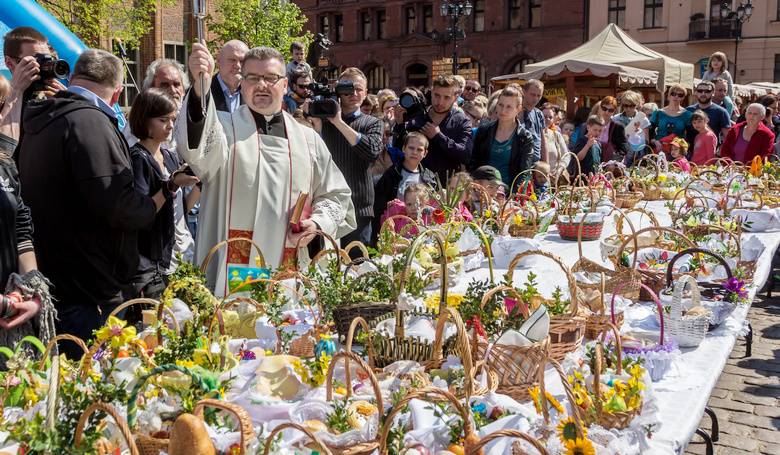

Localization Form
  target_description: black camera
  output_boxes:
[398,90,427,123]
[31,53,70,92]
[305,80,355,118]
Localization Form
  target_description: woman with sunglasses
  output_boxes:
[613,91,651,165]
[649,83,693,152]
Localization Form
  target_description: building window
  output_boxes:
[460,60,487,87]
[164,42,187,66]
[334,14,344,42]
[643,0,663,28]
[113,41,139,108]
[406,6,416,34]
[529,0,542,28]
[473,0,485,32]
[509,0,522,29]
[361,12,372,40]
[377,10,387,39]
[509,57,536,74]
[608,0,626,28]
[423,5,434,33]
[319,15,330,37]
[775,54,780,82]
[366,65,389,93]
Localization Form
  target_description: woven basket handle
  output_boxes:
[262,422,333,455]
[611,280,664,345]
[379,387,472,454]
[343,240,370,260]
[460,221,495,283]
[109,298,178,347]
[505,250,579,317]
[466,429,548,455]
[616,226,696,269]
[200,237,267,273]
[75,402,140,455]
[325,350,384,413]
[344,316,375,368]
[671,275,702,320]
[192,398,256,454]
[665,247,733,288]
[38,333,88,371]
[292,229,344,268]
[541,355,586,438]
[342,258,397,301]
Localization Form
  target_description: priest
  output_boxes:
[177,43,355,295]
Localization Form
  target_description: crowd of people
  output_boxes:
[0,26,777,354]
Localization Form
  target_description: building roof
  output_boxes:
[493,23,694,93]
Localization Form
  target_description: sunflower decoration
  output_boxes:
[563,436,596,455]
[556,416,584,442]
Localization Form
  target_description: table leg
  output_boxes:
[744,322,753,358]
[694,428,714,455]
[703,407,719,442]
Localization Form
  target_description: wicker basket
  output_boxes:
[467,429,549,455]
[661,275,709,347]
[377,214,421,255]
[616,226,696,301]
[590,341,643,430]
[262,422,333,455]
[127,364,219,455]
[109,297,180,349]
[332,258,395,341]
[665,247,737,311]
[506,251,586,362]
[467,285,549,401]
[504,194,540,238]
[191,399,256,454]
[555,186,605,241]
[368,230,454,368]
[75,402,140,455]
[583,274,626,339]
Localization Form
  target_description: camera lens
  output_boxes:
[399,93,416,109]
[53,60,70,79]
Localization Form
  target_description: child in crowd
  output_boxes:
[641,102,658,118]
[569,115,605,181]
[690,110,717,165]
[447,171,475,222]
[669,137,691,172]
[532,161,551,198]
[561,121,575,144]
[373,132,437,244]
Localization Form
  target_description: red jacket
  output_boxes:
[720,121,775,162]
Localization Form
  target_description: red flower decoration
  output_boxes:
[433,209,445,224]
[467,316,486,338]
[660,251,669,261]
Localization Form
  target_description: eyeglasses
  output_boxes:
[696,89,713,93]
[601,105,616,113]
[622,104,636,108]
[243,73,285,86]
[670,92,686,98]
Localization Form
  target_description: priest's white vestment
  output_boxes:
[175,92,356,295]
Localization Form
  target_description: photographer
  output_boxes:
[392,75,472,182]
[305,68,383,248]
[0,27,66,141]
[283,66,312,114]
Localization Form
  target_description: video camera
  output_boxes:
[30,53,70,92]
[304,80,355,118]
[398,89,427,123]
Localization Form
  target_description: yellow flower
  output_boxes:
[176,359,196,369]
[513,214,524,226]
[564,437,596,455]
[545,391,565,414]
[629,363,644,379]
[656,174,667,183]
[530,192,538,202]
[528,386,542,412]
[484,209,493,218]
[557,417,585,443]
[95,316,137,349]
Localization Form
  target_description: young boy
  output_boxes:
[569,115,605,181]
[286,41,312,76]
[372,132,437,245]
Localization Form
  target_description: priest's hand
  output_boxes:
[287,219,318,248]
[188,42,214,99]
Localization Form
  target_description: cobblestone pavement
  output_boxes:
[685,290,780,455]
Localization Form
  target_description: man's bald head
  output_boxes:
[217,40,249,90]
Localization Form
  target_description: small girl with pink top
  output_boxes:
[669,137,691,172]
[690,110,718,166]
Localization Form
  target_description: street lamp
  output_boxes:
[720,1,753,83]
[439,1,472,75]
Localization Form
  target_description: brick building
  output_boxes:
[291,0,588,92]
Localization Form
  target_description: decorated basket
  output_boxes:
[555,187,605,241]
[332,258,395,341]
[191,399,256,454]
[75,402,140,455]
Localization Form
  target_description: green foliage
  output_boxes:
[326,398,353,434]
[39,0,172,49]
[206,0,312,57]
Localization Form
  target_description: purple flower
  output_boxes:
[724,277,748,298]
[240,350,256,361]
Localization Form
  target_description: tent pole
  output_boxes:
[566,75,576,119]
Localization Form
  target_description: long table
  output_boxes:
[454,200,780,454]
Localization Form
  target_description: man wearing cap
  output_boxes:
[471,165,503,200]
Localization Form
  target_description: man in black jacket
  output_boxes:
[392,75,472,183]
[211,40,249,113]
[306,67,383,250]
[17,49,168,355]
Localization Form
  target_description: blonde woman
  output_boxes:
[702,51,734,98]
[613,90,651,165]
[541,103,570,174]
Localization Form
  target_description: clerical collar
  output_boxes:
[250,110,286,138]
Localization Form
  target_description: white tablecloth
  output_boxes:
[453,201,780,454]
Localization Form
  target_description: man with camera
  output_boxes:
[304,68,383,248]
[283,66,312,114]
[0,27,67,141]
[392,75,472,182]
[16,49,168,356]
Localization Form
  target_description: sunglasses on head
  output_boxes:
[601,105,616,113]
